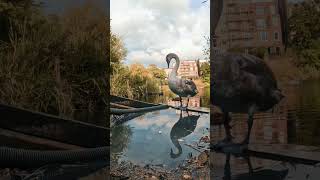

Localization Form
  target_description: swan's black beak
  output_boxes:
[166,59,170,68]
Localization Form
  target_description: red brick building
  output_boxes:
[177,60,200,79]
[216,0,287,55]
[164,60,201,79]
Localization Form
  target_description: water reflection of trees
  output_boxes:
[111,125,133,163]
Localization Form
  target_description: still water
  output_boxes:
[212,80,320,180]
[111,85,210,168]
[111,109,209,168]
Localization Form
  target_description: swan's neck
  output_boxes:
[171,57,180,77]
[170,138,182,158]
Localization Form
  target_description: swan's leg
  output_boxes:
[179,96,187,111]
[212,111,233,150]
[186,98,189,108]
[223,111,232,142]
[223,153,231,180]
[246,155,253,174]
[241,105,256,145]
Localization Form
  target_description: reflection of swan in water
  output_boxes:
[170,111,200,158]
[219,146,288,180]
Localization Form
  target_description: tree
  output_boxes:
[200,62,210,84]
[289,1,320,69]
[147,64,166,82]
[110,32,127,73]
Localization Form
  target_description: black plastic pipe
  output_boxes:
[0,146,109,168]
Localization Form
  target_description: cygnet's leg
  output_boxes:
[186,98,190,108]
[179,96,187,111]
[232,104,256,153]
[212,111,233,150]
[240,104,256,146]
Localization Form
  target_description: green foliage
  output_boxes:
[110,63,162,99]
[200,62,210,84]
[289,1,320,69]
[0,3,108,120]
[110,32,127,73]
[203,36,210,60]
[249,47,266,59]
[147,64,166,84]
[110,33,163,99]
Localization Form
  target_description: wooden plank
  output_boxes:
[0,104,109,148]
[248,144,320,165]
[110,95,159,108]
[110,102,136,109]
[0,128,82,150]
[168,105,210,114]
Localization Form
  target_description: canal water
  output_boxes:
[111,86,210,168]
[212,80,320,180]
[111,109,209,168]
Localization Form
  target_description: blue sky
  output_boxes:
[111,0,210,68]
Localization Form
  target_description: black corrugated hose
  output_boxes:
[0,146,109,168]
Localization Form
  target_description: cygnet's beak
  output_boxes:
[166,59,170,68]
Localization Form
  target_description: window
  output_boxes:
[244,32,251,39]
[260,32,268,41]
[270,6,275,15]
[272,16,278,26]
[274,32,279,40]
[256,19,266,28]
[256,7,264,15]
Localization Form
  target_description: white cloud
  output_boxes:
[111,0,209,68]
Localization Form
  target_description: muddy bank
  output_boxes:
[110,151,210,180]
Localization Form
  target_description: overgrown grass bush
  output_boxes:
[0,3,108,120]
[110,63,162,99]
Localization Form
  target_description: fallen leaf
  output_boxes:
[182,174,192,180]
[198,151,208,165]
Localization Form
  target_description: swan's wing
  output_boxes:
[184,79,197,88]
[184,79,193,85]
[236,54,278,87]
